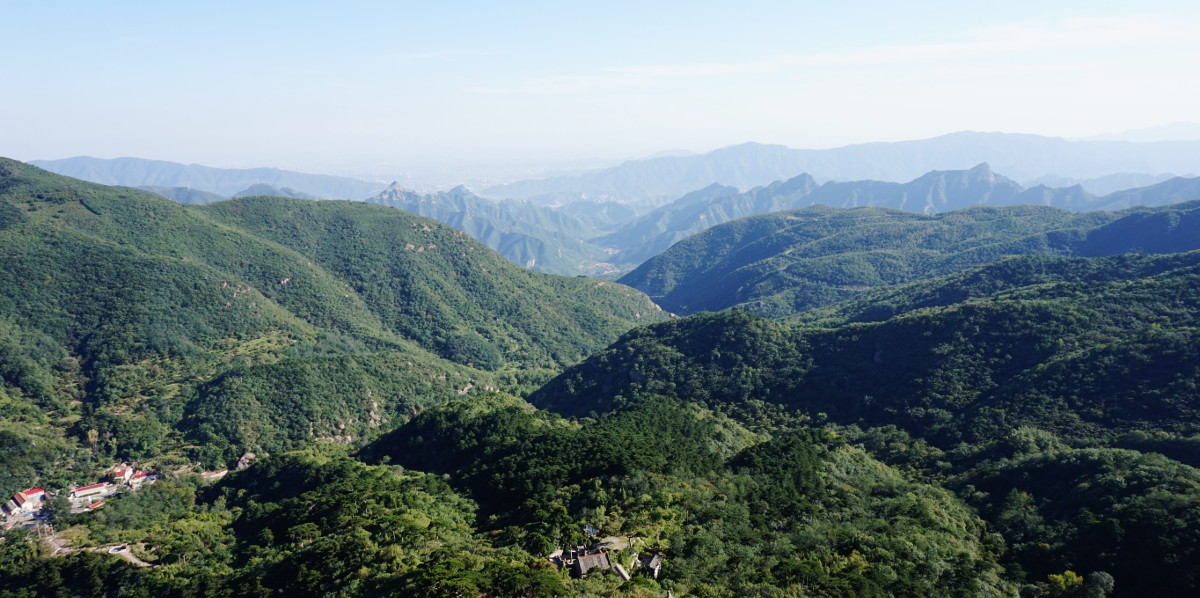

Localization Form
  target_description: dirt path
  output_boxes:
[107,546,154,568]
[44,536,155,568]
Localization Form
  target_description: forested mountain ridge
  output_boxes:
[794,251,1200,327]
[528,251,1200,595]
[596,164,1197,271]
[231,183,320,200]
[200,195,665,369]
[620,200,1200,316]
[553,251,1200,439]
[0,158,664,489]
[136,185,228,204]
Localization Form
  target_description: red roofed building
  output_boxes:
[128,471,155,488]
[86,501,105,511]
[108,464,134,484]
[3,488,46,515]
[71,483,109,499]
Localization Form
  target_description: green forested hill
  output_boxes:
[1,447,570,597]
[529,252,1200,595]
[794,251,1200,326]
[620,201,1200,317]
[363,394,1014,597]
[201,195,664,369]
[0,158,663,485]
[542,252,1200,440]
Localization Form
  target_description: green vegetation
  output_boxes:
[530,250,1200,596]
[204,195,662,369]
[0,158,662,487]
[366,397,1012,597]
[541,251,1200,441]
[961,447,1200,596]
[4,158,1199,596]
[620,201,1200,316]
[2,448,567,597]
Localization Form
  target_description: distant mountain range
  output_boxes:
[482,131,1200,204]
[26,143,1200,278]
[592,164,1200,269]
[138,183,324,203]
[30,156,388,199]
[367,183,615,276]
[367,164,1200,276]
[134,185,228,204]
[1025,172,1180,196]
[1087,121,1200,143]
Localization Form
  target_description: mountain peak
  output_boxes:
[966,162,1001,183]
[373,181,419,202]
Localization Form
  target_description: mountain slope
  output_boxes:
[542,251,1200,440]
[620,200,1200,316]
[0,158,664,479]
[232,183,319,200]
[528,254,1200,595]
[1092,176,1200,210]
[367,183,614,275]
[202,194,665,368]
[591,176,819,267]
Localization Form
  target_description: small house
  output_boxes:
[554,546,616,578]
[571,549,613,577]
[633,553,664,579]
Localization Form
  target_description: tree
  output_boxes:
[43,494,72,520]
[1084,571,1115,597]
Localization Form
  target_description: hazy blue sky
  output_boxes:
[3,0,1198,173]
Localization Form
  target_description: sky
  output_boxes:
[2,0,1199,178]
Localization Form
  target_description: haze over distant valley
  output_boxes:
[30,132,1200,277]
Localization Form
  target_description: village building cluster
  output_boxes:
[549,543,664,581]
[1,463,164,530]
[3,463,230,531]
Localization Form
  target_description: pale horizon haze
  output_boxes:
[3,0,1199,178]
